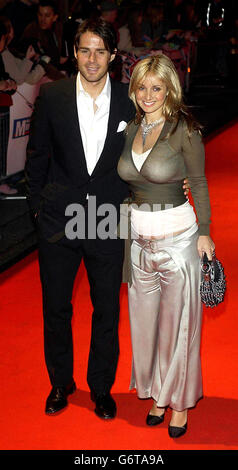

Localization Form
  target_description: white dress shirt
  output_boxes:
[76,72,111,175]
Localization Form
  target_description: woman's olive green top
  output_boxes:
[117,118,211,236]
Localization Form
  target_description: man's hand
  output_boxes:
[183,178,190,197]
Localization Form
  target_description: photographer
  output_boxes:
[21,0,66,81]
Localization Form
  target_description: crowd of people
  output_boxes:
[0,1,237,83]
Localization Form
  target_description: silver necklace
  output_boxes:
[141,116,164,145]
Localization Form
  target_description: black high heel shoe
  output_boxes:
[146,412,165,426]
[168,422,187,438]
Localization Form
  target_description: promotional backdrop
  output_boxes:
[6,77,50,176]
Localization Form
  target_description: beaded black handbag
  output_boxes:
[200,252,226,308]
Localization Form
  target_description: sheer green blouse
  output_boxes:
[117,118,211,235]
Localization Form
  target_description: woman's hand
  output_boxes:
[0,79,17,91]
[197,235,215,260]
[7,78,17,90]
[0,80,7,91]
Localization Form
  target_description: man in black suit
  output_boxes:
[25,17,135,420]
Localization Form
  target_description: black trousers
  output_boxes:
[38,234,124,395]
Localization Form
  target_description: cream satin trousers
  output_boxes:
[128,223,203,411]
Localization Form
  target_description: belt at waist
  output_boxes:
[129,179,187,209]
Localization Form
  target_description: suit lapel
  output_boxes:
[62,77,89,178]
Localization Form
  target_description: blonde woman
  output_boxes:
[117,54,215,438]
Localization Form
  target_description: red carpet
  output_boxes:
[0,122,238,451]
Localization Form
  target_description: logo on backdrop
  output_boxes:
[12,117,31,139]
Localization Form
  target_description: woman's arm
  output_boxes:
[182,122,215,260]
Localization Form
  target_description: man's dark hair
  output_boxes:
[38,0,58,14]
[0,20,7,40]
[74,18,117,55]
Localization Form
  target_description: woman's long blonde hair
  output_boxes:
[129,54,202,134]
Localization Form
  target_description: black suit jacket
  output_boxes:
[25,76,135,243]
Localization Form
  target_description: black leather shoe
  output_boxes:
[91,391,116,419]
[45,380,76,415]
[168,422,187,438]
[146,412,165,426]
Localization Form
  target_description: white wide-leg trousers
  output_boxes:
[128,223,203,411]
